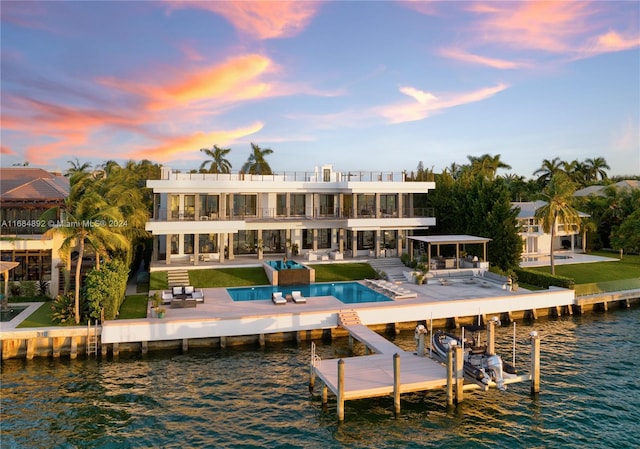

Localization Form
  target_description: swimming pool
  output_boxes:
[227,282,393,304]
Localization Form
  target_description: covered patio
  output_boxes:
[408,235,491,271]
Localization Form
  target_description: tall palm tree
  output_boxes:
[584,157,610,182]
[65,158,92,177]
[466,153,511,179]
[200,145,232,174]
[241,143,273,175]
[42,191,129,324]
[535,172,580,275]
[533,157,565,186]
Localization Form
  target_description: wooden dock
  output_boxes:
[311,310,538,420]
[312,310,449,417]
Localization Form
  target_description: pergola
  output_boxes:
[407,235,491,270]
[1,261,20,310]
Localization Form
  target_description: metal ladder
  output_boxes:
[87,320,98,356]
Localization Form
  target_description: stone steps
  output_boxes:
[167,270,190,287]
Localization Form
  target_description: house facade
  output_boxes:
[146,165,436,266]
[0,168,70,295]
[513,201,588,257]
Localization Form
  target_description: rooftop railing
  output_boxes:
[158,170,409,183]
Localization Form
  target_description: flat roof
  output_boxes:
[408,235,491,244]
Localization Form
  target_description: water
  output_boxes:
[2,307,639,448]
[227,282,393,304]
[265,260,305,270]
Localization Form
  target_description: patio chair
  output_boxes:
[272,291,286,305]
[291,291,306,304]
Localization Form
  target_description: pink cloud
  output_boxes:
[165,1,321,40]
[130,122,264,162]
[378,83,509,124]
[438,48,531,70]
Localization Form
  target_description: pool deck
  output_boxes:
[97,277,576,345]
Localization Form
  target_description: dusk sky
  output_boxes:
[1,1,639,178]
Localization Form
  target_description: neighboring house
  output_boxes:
[574,180,639,197]
[145,165,436,266]
[0,168,70,295]
[512,201,589,257]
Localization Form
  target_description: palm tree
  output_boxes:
[466,154,511,179]
[42,190,129,324]
[241,143,273,175]
[533,157,565,184]
[584,157,610,182]
[535,172,580,275]
[200,145,232,174]
[65,158,92,177]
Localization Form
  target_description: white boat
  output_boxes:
[431,327,517,391]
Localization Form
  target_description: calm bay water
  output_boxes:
[2,307,639,448]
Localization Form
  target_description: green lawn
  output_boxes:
[16,302,55,328]
[188,267,269,287]
[310,263,379,282]
[150,271,168,290]
[528,251,639,284]
[118,294,149,319]
[528,250,640,294]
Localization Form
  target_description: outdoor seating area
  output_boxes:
[162,285,205,307]
[291,291,306,304]
[364,279,417,299]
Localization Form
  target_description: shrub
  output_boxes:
[514,268,575,290]
[37,279,50,298]
[21,280,37,298]
[51,294,88,324]
[84,260,129,320]
[10,282,21,297]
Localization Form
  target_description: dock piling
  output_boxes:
[530,331,540,395]
[446,346,454,405]
[454,345,464,403]
[337,359,345,421]
[393,353,401,415]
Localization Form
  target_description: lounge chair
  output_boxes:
[272,291,286,305]
[291,291,306,304]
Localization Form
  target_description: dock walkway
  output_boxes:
[312,311,448,402]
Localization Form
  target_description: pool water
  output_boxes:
[227,282,393,304]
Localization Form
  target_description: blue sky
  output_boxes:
[1,1,639,178]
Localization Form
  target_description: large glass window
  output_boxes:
[184,234,194,254]
[170,234,179,254]
[198,234,218,253]
[291,194,305,216]
[276,194,286,216]
[184,195,195,219]
[380,195,397,216]
[357,194,375,216]
[233,195,257,217]
[357,231,375,249]
[234,230,257,254]
[199,195,218,219]
[169,195,180,220]
[0,250,51,281]
[382,230,397,249]
[262,230,285,253]
[318,229,331,249]
[302,229,314,249]
[318,195,334,216]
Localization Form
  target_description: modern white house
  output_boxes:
[145,165,436,266]
[513,201,589,258]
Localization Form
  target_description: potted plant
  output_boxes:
[156,307,166,319]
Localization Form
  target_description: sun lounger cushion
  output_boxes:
[272,292,286,305]
[291,291,306,304]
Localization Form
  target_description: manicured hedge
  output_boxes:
[514,268,575,290]
[84,260,129,320]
